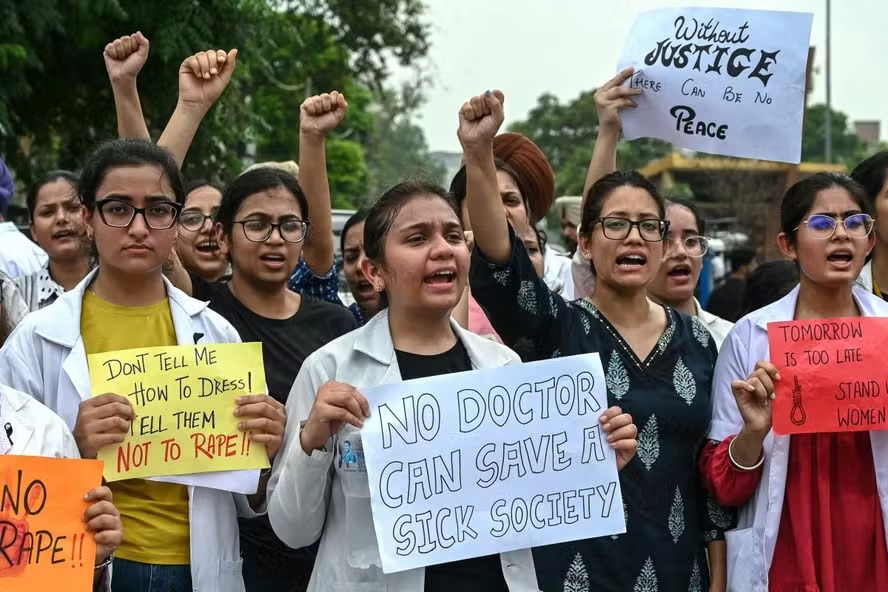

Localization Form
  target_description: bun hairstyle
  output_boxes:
[492,133,556,223]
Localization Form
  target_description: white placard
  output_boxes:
[618,7,813,163]
[360,354,625,573]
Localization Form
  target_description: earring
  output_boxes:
[86,227,94,241]
[374,283,384,293]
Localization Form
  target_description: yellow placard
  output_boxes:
[87,342,270,481]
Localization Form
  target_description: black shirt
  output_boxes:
[705,277,746,322]
[395,341,509,592]
[191,274,356,589]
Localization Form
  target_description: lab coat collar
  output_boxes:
[753,283,884,331]
[34,267,209,348]
[353,307,509,370]
[34,267,212,403]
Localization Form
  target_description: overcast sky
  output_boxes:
[410,0,878,154]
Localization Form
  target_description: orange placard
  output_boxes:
[0,456,103,591]
[768,317,888,435]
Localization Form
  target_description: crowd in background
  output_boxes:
[0,31,885,592]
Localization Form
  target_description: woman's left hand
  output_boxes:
[600,406,637,471]
[83,486,122,564]
[235,395,288,461]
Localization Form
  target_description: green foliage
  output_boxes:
[509,90,671,196]
[0,0,438,211]
[801,103,868,168]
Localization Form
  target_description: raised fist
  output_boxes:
[300,91,348,138]
[457,90,505,152]
[178,48,239,111]
[104,32,150,83]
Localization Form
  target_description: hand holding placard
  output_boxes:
[87,342,270,482]
[730,361,780,435]
[0,456,103,591]
[300,381,370,455]
[82,486,122,566]
[73,394,135,459]
[595,67,642,134]
[600,406,638,471]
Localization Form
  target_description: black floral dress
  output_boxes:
[470,232,734,592]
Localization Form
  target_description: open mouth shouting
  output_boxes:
[423,269,457,290]
[52,229,79,242]
[259,252,288,270]
[826,248,854,269]
[615,253,647,271]
[195,239,220,257]
[667,263,692,281]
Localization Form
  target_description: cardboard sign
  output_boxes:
[618,7,813,163]
[768,318,888,434]
[0,456,103,591]
[360,354,625,573]
[88,343,270,482]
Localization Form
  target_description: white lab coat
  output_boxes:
[695,299,733,350]
[708,285,888,592]
[268,309,540,592]
[0,222,47,279]
[0,383,78,457]
[0,268,256,592]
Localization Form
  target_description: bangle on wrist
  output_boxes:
[95,553,114,570]
[728,436,764,471]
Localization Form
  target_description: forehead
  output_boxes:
[666,204,699,233]
[344,220,365,246]
[809,186,862,213]
[496,169,520,193]
[237,188,302,217]
[600,186,660,216]
[35,179,77,206]
[391,194,460,229]
[97,165,173,199]
[185,186,222,210]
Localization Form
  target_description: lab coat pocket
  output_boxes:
[336,431,383,570]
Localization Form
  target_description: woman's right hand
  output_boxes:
[74,394,135,459]
[103,32,149,83]
[457,90,505,155]
[300,381,370,455]
[594,67,642,134]
[731,361,780,435]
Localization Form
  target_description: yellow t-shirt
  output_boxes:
[81,290,191,565]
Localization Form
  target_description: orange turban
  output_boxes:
[492,133,555,223]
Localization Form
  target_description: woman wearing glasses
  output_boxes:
[175,180,229,282]
[702,173,888,591]
[172,164,355,591]
[0,138,287,592]
[463,90,725,591]
[648,200,734,349]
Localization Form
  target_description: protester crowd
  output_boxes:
[0,31,885,592]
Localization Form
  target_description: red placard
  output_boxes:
[767,317,888,435]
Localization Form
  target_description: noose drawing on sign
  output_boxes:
[789,374,807,426]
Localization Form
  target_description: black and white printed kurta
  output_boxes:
[470,231,733,592]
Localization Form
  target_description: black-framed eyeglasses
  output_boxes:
[95,198,182,230]
[665,235,710,257]
[592,217,669,242]
[179,211,217,232]
[234,218,309,243]
[795,213,875,239]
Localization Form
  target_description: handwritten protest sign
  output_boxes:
[768,318,888,435]
[360,354,625,573]
[618,7,813,163]
[0,456,103,591]
[88,343,270,482]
